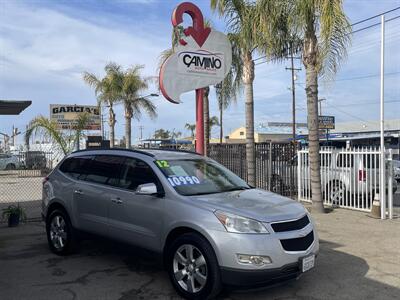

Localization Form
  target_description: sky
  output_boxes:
[0,0,399,145]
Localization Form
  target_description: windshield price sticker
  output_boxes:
[168,176,201,187]
[155,160,170,168]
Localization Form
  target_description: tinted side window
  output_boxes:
[119,158,158,191]
[59,156,93,179]
[84,155,125,186]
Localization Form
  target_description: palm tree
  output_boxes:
[154,129,171,139]
[120,65,157,149]
[286,0,351,213]
[185,123,196,140]
[83,63,121,147]
[25,113,90,155]
[211,0,262,186]
[208,116,220,140]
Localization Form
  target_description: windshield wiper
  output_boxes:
[222,186,252,192]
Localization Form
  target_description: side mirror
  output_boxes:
[136,183,158,196]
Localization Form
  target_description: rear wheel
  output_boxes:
[166,233,221,300]
[46,209,79,255]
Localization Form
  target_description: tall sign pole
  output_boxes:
[380,15,386,219]
[159,2,232,155]
[195,89,204,154]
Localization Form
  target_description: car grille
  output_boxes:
[271,215,310,232]
[280,231,314,251]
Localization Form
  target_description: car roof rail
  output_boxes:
[71,148,156,157]
[71,147,201,157]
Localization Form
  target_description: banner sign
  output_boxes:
[319,116,335,130]
[50,104,101,130]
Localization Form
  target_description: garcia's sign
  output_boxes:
[50,104,101,130]
[159,3,232,104]
[318,115,335,130]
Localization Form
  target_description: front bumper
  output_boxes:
[208,222,319,272]
[221,261,302,288]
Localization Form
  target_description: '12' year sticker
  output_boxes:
[168,176,200,186]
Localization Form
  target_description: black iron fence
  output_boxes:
[208,142,298,198]
[0,151,54,221]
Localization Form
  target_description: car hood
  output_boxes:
[189,189,307,223]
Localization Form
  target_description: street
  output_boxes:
[0,209,399,300]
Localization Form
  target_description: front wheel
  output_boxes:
[166,233,222,300]
[46,209,79,255]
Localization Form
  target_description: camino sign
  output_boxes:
[50,104,101,130]
[318,115,335,130]
[159,2,232,154]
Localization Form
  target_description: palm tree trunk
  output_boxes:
[219,102,223,144]
[109,106,116,148]
[124,104,132,149]
[243,51,255,186]
[203,86,210,156]
[304,35,324,213]
[125,116,131,149]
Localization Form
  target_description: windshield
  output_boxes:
[154,158,251,196]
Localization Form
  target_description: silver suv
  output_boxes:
[42,149,319,299]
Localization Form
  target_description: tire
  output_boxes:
[166,232,222,300]
[46,209,79,255]
[328,181,346,205]
[5,163,16,170]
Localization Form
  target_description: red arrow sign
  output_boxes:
[172,2,211,47]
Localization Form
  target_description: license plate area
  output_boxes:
[301,254,315,272]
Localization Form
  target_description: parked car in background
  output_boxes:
[300,150,397,207]
[393,159,400,183]
[42,148,319,300]
[0,153,22,170]
[24,151,47,169]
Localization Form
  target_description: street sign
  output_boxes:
[50,104,101,130]
[318,116,335,130]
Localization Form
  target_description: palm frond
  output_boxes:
[25,116,69,155]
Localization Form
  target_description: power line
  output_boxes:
[253,12,400,65]
[351,6,400,26]
[296,71,400,85]
[352,15,400,34]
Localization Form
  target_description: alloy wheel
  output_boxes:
[173,244,207,293]
[49,215,67,250]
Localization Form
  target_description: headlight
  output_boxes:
[214,211,269,234]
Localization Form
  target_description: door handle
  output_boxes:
[111,197,123,204]
[74,189,84,195]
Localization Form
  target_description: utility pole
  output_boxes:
[286,52,301,143]
[318,98,326,116]
[139,125,144,141]
[380,14,386,219]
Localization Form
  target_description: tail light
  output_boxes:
[358,170,366,182]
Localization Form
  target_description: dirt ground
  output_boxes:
[0,209,399,300]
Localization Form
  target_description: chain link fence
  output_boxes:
[0,151,54,221]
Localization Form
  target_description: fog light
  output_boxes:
[237,254,272,266]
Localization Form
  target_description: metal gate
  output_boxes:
[297,147,395,215]
[208,142,297,197]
